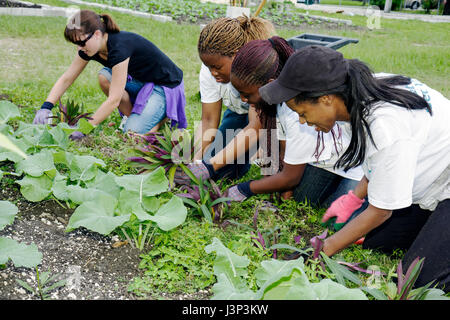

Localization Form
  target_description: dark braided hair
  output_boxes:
[230,36,294,168]
[197,15,275,57]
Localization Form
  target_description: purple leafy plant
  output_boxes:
[50,99,93,126]
[127,123,195,187]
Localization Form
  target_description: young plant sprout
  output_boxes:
[50,99,93,126]
[128,123,196,187]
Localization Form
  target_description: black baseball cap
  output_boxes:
[259,45,349,105]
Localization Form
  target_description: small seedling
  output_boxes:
[16,266,66,300]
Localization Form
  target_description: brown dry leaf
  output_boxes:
[111,240,129,248]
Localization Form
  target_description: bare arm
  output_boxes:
[322,204,392,256]
[193,100,222,160]
[210,105,262,171]
[89,58,129,126]
[45,55,88,104]
[250,162,306,194]
[354,175,369,199]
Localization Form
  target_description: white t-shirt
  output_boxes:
[347,78,450,211]
[277,103,364,181]
[199,63,250,114]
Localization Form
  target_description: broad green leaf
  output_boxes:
[66,185,113,205]
[114,167,169,196]
[0,101,20,124]
[148,196,187,231]
[52,150,73,166]
[84,170,120,199]
[116,190,155,221]
[66,195,130,235]
[211,273,257,300]
[0,169,2,180]
[15,149,56,178]
[38,126,69,150]
[0,133,27,160]
[254,258,305,288]
[307,279,368,300]
[0,237,42,268]
[58,118,94,135]
[13,121,45,147]
[51,174,69,201]
[17,174,53,202]
[261,268,315,300]
[0,201,18,230]
[205,237,250,286]
[69,155,105,182]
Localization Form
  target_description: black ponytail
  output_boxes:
[295,59,431,171]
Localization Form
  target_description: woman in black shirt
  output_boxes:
[33,10,186,135]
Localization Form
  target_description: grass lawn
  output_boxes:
[0,0,449,299]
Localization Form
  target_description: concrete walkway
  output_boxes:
[295,3,450,23]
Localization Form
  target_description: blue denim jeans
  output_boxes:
[98,67,166,134]
[203,108,253,180]
[293,164,368,215]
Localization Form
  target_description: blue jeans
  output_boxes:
[293,164,368,215]
[203,108,253,180]
[98,67,167,134]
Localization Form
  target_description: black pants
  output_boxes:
[363,199,450,292]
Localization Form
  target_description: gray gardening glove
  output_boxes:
[33,109,52,125]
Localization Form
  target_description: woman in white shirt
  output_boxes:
[259,45,450,292]
[174,15,275,184]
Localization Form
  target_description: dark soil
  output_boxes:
[0,0,41,8]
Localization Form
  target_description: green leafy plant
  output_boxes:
[128,122,195,187]
[204,237,369,300]
[176,178,231,224]
[50,99,92,126]
[16,267,66,300]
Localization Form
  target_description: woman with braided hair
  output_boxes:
[174,15,275,184]
[223,37,366,231]
[33,9,187,137]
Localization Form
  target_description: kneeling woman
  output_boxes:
[260,45,450,291]
[226,37,366,225]
[33,10,187,134]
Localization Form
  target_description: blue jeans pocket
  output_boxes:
[123,85,166,134]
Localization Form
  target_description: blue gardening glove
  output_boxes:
[173,159,215,185]
[33,108,52,124]
[226,181,255,202]
[69,131,85,141]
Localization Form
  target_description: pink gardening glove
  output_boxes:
[321,190,365,231]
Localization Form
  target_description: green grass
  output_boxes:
[0,0,449,299]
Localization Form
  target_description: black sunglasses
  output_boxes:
[74,32,94,47]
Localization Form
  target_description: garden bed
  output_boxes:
[0,0,41,8]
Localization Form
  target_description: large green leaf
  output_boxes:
[0,101,20,124]
[254,258,305,288]
[66,185,114,205]
[147,196,187,231]
[51,173,69,201]
[17,174,53,202]
[84,170,120,199]
[0,201,18,230]
[205,237,250,286]
[15,149,56,178]
[114,167,169,196]
[116,190,156,221]
[38,126,69,150]
[0,237,42,268]
[0,133,27,160]
[211,273,257,300]
[68,154,105,182]
[65,195,130,235]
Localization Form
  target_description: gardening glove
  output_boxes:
[173,159,215,185]
[321,190,365,231]
[226,181,255,202]
[33,102,54,124]
[69,131,85,141]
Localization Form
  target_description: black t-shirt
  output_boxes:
[78,31,183,88]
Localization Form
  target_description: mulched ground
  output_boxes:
[0,0,41,8]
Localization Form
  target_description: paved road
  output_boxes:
[294,3,450,23]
